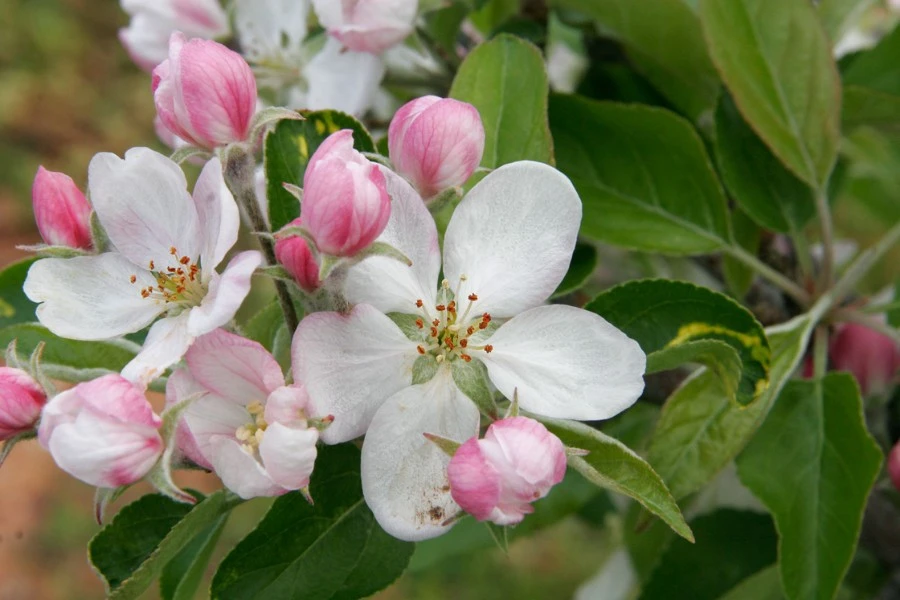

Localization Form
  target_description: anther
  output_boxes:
[169,246,177,255]
[180,256,190,265]
[148,260,155,270]
[432,319,440,327]
[460,354,472,362]
[467,326,475,336]
[415,318,424,329]
[484,344,493,353]
[468,293,478,301]
[416,299,424,308]
[430,327,438,338]
[435,304,446,312]
[129,275,137,284]
[460,339,468,348]
[417,345,426,355]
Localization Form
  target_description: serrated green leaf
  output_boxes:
[159,514,228,600]
[717,566,784,600]
[552,242,597,298]
[551,0,720,122]
[0,258,37,328]
[736,373,882,600]
[640,510,777,600]
[265,110,375,231]
[550,94,730,255]
[647,340,742,400]
[538,417,693,542]
[647,314,815,500]
[700,0,841,191]
[587,279,770,405]
[210,444,413,600]
[714,93,816,234]
[450,34,554,168]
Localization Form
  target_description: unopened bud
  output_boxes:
[32,167,93,250]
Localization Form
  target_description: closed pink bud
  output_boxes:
[32,167,93,250]
[829,322,900,396]
[312,0,418,54]
[302,130,391,257]
[889,441,900,492]
[152,32,256,149]
[448,416,566,526]
[38,375,164,488]
[388,96,485,199]
[0,367,46,440]
[275,218,321,293]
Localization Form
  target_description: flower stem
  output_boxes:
[815,189,835,292]
[723,245,811,306]
[222,145,299,333]
[813,325,829,378]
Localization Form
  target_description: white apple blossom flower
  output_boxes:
[24,149,262,385]
[293,161,646,541]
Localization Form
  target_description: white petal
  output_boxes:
[361,368,479,542]
[187,251,262,336]
[443,162,581,318]
[24,253,162,340]
[89,148,201,270]
[182,393,253,465]
[121,312,193,386]
[344,167,440,313]
[186,328,284,405]
[305,37,386,116]
[479,305,646,420]
[234,0,309,64]
[258,423,318,490]
[293,304,419,444]
[193,157,239,272]
[209,437,284,499]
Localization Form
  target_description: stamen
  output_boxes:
[180,256,190,265]
[415,318,424,329]
[169,246,177,255]
[484,344,493,353]
[148,260,155,270]
[468,293,478,301]
[416,299,424,308]
[460,354,472,362]
[435,304,446,312]
[129,275,137,284]
[417,345,426,355]
[460,339,468,348]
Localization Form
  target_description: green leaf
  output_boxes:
[817,0,876,45]
[265,111,375,231]
[714,93,816,234]
[159,514,228,600]
[549,94,730,255]
[0,258,37,328]
[210,444,414,600]
[587,279,770,406]
[242,300,291,371]
[423,2,468,55]
[449,34,554,168]
[718,566,784,600]
[736,373,882,600]
[89,491,241,599]
[469,0,520,34]
[539,417,693,542]
[842,25,900,96]
[551,0,720,122]
[647,313,815,500]
[0,323,139,383]
[842,85,900,132]
[700,0,841,191]
[552,241,597,298]
[722,208,761,299]
[640,510,777,600]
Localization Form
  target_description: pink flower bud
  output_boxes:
[889,441,900,492]
[388,96,485,199]
[447,417,566,526]
[38,375,164,488]
[0,367,46,440]
[312,0,418,54]
[275,218,321,293]
[829,322,900,396]
[302,130,391,257]
[152,32,257,149]
[32,167,93,250]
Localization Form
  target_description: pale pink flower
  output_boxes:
[302,130,391,257]
[153,33,257,149]
[119,0,229,71]
[312,0,418,55]
[388,96,484,199]
[31,167,93,250]
[167,329,319,499]
[830,322,900,396]
[448,417,566,525]
[275,218,321,293]
[38,375,164,488]
[0,367,46,440]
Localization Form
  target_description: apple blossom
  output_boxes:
[448,417,566,525]
[24,149,262,385]
[38,375,164,488]
[302,130,392,257]
[294,161,646,540]
[119,0,229,71]
[889,441,900,492]
[153,33,257,150]
[388,96,485,199]
[829,322,900,396]
[0,367,46,440]
[275,218,321,293]
[31,167,93,250]
[167,329,320,499]
[312,0,419,55]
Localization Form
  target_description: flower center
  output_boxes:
[235,400,268,455]
[131,246,206,308]
[414,276,495,363]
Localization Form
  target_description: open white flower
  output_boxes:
[24,148,262,385]
[293,161,646,541]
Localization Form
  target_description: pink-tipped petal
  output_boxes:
[312,0,418,54]
[32,167,93,249]
[447,437,500,521]
[0,367,46,440]
[275,218,321,293]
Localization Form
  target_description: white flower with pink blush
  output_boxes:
[312,0,419,55]
[293,161,646,540]
[38,374,164,488]
[448,417,566,526]
[24,150,262,386]
[31,167,93,250]
[166,329,320,499]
